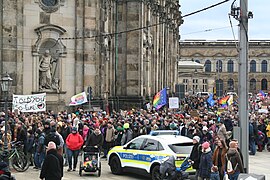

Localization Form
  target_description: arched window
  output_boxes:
[261,79,268,90]
[228,79,234,91]
[261,60,267,73]
[227,60,234,73]
[216,79,223,97]
[195,60,200,63]
[250,60,256,72]
[205,60,211,72]
[216,60,222,72]
[250,79,256,92]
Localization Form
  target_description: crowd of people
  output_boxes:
[0,92,269,180]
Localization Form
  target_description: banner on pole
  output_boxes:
[69,92,88,106]
[169,97,179,109]
[13,93,46,112]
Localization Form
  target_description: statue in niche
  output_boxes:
[39,50,59,91]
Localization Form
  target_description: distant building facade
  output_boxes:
[0,0,182,111]
[179,40,270,96]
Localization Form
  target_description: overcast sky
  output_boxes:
[180,0,270,40]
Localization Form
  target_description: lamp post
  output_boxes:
[1,73,13,166]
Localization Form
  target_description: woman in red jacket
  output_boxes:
[65,127,84,171]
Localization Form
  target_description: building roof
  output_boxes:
[178,60,204,69]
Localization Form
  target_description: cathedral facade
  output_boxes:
[0,0,182,111]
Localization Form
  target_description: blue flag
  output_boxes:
[259,90,266,97]
[207,93,215,107]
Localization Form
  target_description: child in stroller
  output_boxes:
[83,154,98,170]
[79,146,101,177]
[160,155,192,180]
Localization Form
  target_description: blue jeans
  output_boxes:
[34,152,45,168]
[210,172,220,180]
[66,148,80,169]
[228,171,240,180]
[249,138,256,155]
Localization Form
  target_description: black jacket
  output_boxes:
[189,143,201,169]
[85,132,104,148]
[40,149,63,180]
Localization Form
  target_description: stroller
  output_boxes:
[79,146,101,177]
[160,156,192,180]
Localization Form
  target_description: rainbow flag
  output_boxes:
[69,92,88,106]
[218,95,230,106]
[153,88,167,110]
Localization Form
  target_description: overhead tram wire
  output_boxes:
[59,0,231,41]
[182,0,230,18]
[181,25,237,35]
[228,14,239,52]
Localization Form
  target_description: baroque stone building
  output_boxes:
[179,40,270,96]
[0,0,182,111]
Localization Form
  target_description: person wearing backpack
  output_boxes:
[40,141,63,180]
[34,129,46,169]
[225,147,244,180]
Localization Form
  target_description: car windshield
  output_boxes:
[168,143,193,154]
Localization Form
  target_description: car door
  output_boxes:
[138,139,164,172]
[121,137,146,168]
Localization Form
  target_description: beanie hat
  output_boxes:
[47,141,56,151]
[72,126,77,132]
[193,136,200,143]
[123,123,130,129]
[202,142,210,149]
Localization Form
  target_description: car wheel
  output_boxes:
[151,165,161,180]
[110,156,123,175]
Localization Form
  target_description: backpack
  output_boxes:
[226,155,238,175]
[45,132,60,147]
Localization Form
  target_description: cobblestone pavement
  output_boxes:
[12,151,270,180]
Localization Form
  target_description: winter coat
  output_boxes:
[65,133,84,151]
[85,131,104,148]
[212,146,227,173]
[40,149,63,180]
[121,129,133,145]
[198,148,213,178]
[189,143,201,169]
[217,124,227,141]
[105,127,115,143]
[225,148,244,174]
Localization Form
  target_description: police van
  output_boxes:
[108,134,194,180]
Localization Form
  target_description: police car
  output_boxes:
[108,134,194,180]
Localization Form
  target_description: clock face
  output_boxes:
[42,0,57,6]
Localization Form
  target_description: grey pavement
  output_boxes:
[12,151,270,180]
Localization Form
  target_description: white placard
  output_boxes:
[169,97,179,109]
[13,93,46,112]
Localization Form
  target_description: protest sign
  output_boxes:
[13,93,46,112]
[169,97,179,109]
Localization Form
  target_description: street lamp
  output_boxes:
[1,73,13,166]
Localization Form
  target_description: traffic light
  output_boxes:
[87,86,92,100]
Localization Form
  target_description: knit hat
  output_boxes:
[123,123,130,129]
[202,142,210,149]
[47,141,56,151]
[72,126,77,132]
[193,136,200,143]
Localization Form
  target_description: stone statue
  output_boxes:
[39,50,56,90]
